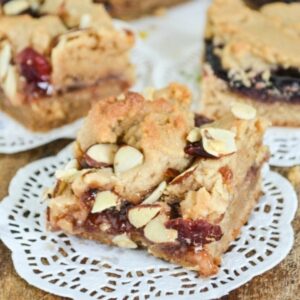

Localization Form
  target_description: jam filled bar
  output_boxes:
[0,0,134,131]
[96,0,189,19]
[48,83,269,276]
[201,0,300,126]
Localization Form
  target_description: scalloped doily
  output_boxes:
[0,144,297,300]
[264,127,300,167]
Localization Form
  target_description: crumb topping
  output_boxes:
[206,0,300,86]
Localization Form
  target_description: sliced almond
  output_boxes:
[64,159,79,170]
[112,233,137,249]
[142,181,167,204]
[3,65,18,99]
[55,169,79,182]
[116,93,126,101]
[91,191,118,213]
[0,42,12,80]
[80,14,91,29]
[170,165,197,185]
[187,128,201,143]
[114,146,144,174]
[3,0,30,15]
[200,127,237,158]
[231,103,256,120]
[86,144,117,165]
[128,205,161,228]
[144,214,177,243]
[143,87,155,101]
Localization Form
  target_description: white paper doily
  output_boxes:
[264,127,300,167]
[1,0,300,170]
[0,144,297,300]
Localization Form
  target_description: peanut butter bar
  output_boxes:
[48,83,269,276]
[201,0,300,126]
[0,0,134,131]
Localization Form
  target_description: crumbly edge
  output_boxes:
[0,77,130,131]
[205,0,300,87]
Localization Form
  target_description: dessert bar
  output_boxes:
[48,83,269,276]
[201,0,300,126]
[0,0,134,131]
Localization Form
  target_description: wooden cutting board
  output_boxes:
[0,140,299,300]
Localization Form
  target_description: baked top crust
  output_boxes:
[76,83,194,202]
[0,0,134,106]
[48,83,269,276]
[205,0,300,103]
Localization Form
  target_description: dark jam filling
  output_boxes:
[244,0,300,9]
[80,189,222,249]
[205,40,300,103]
[93,0,113,13]
[184,141,216,159]
[194,114,213,127]
[16,47,52,99]
[166,218,222,247]
[81,190,135,235]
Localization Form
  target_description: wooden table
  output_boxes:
[0,140,299,300]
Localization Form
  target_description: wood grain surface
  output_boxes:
[0,140,299,300]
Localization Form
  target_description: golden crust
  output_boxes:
[77,83,194,201]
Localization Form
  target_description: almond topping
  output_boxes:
[187,128,201,143]
[55,169,79,183]
[200,127,237,158]
[128,205,161,228]
[3,0,30,15]
[114,146,144,174]
[91,191,118,213]
[86,144,117,165]
[142,181,167,204]
[143,87,155,101]
[3,65,18,99]
[0,42,12,80]
[144,214,178,243]
[80,14,91,29]
[231,103,256,120]
[64,159,79,170]
[112,233,137,249]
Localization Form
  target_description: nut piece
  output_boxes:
[80,14,91,29]
[91,191,118,213]
[187,128,201,143]
[231,103,256,120]
[200,127,237,158]
[114,146,144,174]
[55,169,79,182]
[144,214,178,243]
[142,181,167,204]
[3,0,30,15]
[3,65,18,99]
[128,205,161,228]
[64,159,79,170]
[143,87,155,101]
[112,233,137,249]
[0,42,12,80]
[86,144,117,165]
